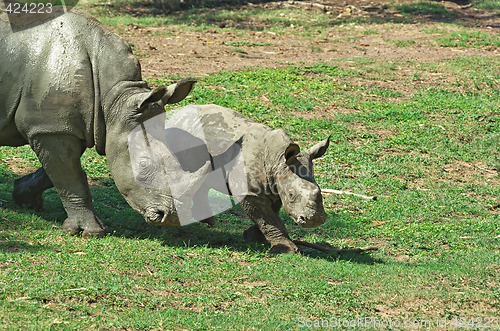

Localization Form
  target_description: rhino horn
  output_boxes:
[171,160,211,222]
[303,135,331,160]
[162,77,198,105]
[180,160,211,195]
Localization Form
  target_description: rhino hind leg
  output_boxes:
[199,216,215,226]
[13,167,53,209]
[30,135,106,238]
[243,224,267,243]
[198,215,215,227]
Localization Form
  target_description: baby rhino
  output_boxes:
[162,105,330,254]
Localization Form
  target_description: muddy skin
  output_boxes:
[1,5,196,237]
[164,104,330,253]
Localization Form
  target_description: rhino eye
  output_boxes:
[139,158,152,169]
[288,190,296,202]
[136,157,156,183]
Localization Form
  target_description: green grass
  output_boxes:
[225,41,272,47]
[2,56,499,328]
[363,29,379,35]
[1,2,500,328]
[396,2,450,16]
[77,0,500,42]
[394,39,416,47]
[438,30,500,48]
[84,4,333,35]
[472,0,500,10]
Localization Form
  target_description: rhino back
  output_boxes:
[0,8,141,148]
[196,105,271,145]
[195,105,282,196]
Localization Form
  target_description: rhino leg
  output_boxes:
[13,167,53,209]
[240,196,298,254]
[191,186,215,226]
[30,135,106,238]
[243,224,267,243]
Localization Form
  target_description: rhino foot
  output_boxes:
[269,243,299,254]
[199,216,215,227]
[12,168,53,210]
[12,186,44,209]
[243,225,267,244]
[61,214,106,238]
[244,225,298,254]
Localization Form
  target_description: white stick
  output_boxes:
[321,189,377,200]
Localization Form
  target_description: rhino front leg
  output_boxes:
[191,185,215,226]
[13,167,53,209]
[240,196,298,254]
[30,135,106,238]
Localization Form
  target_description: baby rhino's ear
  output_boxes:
[285,143,300,165]
[269,129,301,164]
[303,136,331,160]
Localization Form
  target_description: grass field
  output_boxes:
[1,1,499,329]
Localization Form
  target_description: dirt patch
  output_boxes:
[128,24,496,78]
[0,244,25,252]
[442,160,499,186]
[4,157,37,177]
[373,274,500,320]
[113,1,499,79]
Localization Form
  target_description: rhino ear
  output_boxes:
[285,143,300,165]
[138,86,166,108]
[304,135,331,160]
[162,77,197,105]
[134,86,167,120]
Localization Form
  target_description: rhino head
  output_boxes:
[273,132,330,228]
[103,79,207,226]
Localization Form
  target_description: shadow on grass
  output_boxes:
[0,183,55,255]
[0,239,47,254]
[293,214,384,264]
[0,173,381,264]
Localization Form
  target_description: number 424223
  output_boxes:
[5,2,53,14]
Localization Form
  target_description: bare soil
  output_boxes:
[114,0,499,78]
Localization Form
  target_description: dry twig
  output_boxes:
[321,189,377,201]
[287,1,332,11]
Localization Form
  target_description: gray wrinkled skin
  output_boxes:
[127,114,212,226]
[0,6,196,237]
[167,105,330,254]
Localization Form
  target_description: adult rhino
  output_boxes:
[0,5,205,237]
